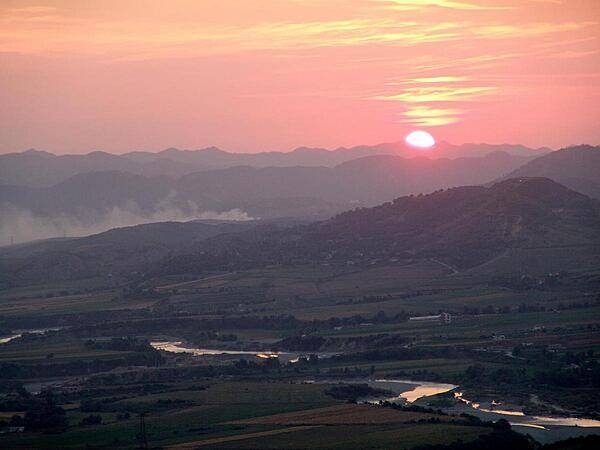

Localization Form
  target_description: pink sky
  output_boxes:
[1,0,599,154]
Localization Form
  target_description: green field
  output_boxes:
[0,381,336,449]
[1,260,599,448]
[2,388,495,450]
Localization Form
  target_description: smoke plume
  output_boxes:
[0,203,254,245]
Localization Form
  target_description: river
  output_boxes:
[452,391,600,427]
[150,340,334,364]
[0,327,62,344]
[361,380,600,444]
[366,378,458,403]
[150,341,599,443]
[151,341,271,357]
[310,378,599,444]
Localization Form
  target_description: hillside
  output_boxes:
[191,177,599,272]
[172,151,528,204]
[2,178,598,286]
[499,145,600,198]
[0,152,532,244]
[0,221,257,286]
[305,177,600,268]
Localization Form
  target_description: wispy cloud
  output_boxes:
[400,106,463,126]
[474,22,597,39]
[543,49,599,59]
[384,76,469,86]
[369,75,497,126]
[377,0,514,11]
[0,0,598,150]
[370,85,497,102]
[410,53,526,72]
[1,1,594,59]
[7,6,58,14]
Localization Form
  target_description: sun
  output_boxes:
[405,130,435,148]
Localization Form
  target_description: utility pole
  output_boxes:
[137,412,148,449]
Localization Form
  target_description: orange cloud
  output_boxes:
[370,73,498,127]
[405,76,469,83]
[1,1,594,60]
[0,0,598,153]
[474,22,597,39]
[410,53,525,72]
[400,106,463,126]
[370,86,497,102]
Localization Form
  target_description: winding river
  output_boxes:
[452,391,600,429]
[151,341,271,357]
[0,327,62,344]
[364,380,600,444]
[366,378,458,403]
[151,341,599,443]
[150,340,334,364]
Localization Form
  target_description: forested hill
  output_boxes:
[498,145,600,198]
[3,177,598,287]
[302,177,600,267]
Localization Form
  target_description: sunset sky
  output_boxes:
[1,0,599,154]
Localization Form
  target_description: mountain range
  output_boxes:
[0,151,534,244]
[498,145,600,199]
[0,144,597,245]
[0,141,548,188]
[2,177,598,287]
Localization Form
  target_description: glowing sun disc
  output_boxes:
[405,130,435,148]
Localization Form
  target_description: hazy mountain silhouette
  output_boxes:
[0,152,532,243]
[123,141,547,170]
[2,177,598,286]
[178,177,599,274]
[0,150,140,187]
[0,142,547,187]
[0,221,257,286]
[1,152,532,212]
[1,171,173,215]
[497,145,600,198]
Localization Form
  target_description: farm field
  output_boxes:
[0,381,339,449]
[2,2,600,447]
[163,403,491,450]
[193,423,491,450]
[1,260,598,449]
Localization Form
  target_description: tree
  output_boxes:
[80,414,102,426]
[24,389,67,431]
[493,418,511,431]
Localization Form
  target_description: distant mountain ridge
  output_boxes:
[122,141,548,170]
[2,177,598,287]
[497,145,600,199]
[184,177,599,272]
[5,144,598,246]
[0,151,534,244]
[0,141,548,187]
[0,151,537,215]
